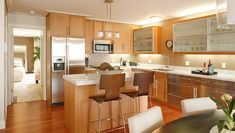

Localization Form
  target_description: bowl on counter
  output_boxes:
[96,69,124,75]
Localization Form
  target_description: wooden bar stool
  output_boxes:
[122,72,154,114]
[88,73,126,133]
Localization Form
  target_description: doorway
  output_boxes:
[12,28,43,103]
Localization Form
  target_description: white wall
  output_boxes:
[7,13,47,104]
[0,0,6,129]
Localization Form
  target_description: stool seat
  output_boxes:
[122,91,147,98]
[89,95,121,103]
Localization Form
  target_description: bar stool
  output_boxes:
[122,72,155,114]
[88,73,126,133]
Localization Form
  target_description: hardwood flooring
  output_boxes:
[0,100,181,133]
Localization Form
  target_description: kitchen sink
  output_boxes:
[153,68,173,71]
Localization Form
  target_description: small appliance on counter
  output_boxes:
[191,60,217,75]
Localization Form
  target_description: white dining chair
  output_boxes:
[181,97,217,116]
[128,106,163,133]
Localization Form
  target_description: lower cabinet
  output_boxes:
[154,72,168,102]
[167,74,233,109]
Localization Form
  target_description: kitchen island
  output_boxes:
[63,72,148,133]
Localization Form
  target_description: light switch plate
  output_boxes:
[148,59,152,63]
[222,62,226,69]
[185,61,190,66]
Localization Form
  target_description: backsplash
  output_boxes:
[88,53,235,70]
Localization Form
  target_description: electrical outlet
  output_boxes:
[148,59,152,63]
[222,62,226,69]
[185,61,190,66]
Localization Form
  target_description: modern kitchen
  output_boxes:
[1,0,235,133]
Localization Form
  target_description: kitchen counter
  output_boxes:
[63,72,135,86]
[120,65,235,82]
[64,64,235,87]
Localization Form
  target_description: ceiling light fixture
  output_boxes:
[135,16,162,26]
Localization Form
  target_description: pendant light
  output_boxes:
[104,0,113,38]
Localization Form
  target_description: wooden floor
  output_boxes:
[0,100,181,133]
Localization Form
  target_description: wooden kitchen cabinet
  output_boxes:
[113,23,123,53]
[133,26,161,54]
[154,72,168,102]
[113,24,133,54]
[85,19,93,54]
[68,15,85,38]
[49,13,68,36]
[93,20,104,39]
[47,13,85,37]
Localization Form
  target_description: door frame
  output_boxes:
[7,24,46,105]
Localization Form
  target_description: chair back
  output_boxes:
[100,74,125,101]
[133,72,154,96]
[181,97,217,116]
[128,106,163,133]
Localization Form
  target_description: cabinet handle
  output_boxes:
[68,26,70,35]
[193,87,197,98]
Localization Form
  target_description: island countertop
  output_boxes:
[63,72,135,86]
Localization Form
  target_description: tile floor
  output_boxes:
[14,73,43,103]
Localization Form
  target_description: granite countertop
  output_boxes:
[64,64,235,86]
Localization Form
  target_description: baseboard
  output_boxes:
[0,120,5,129]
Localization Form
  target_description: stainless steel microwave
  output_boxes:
[93,40,114,54]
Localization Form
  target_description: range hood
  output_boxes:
[217,0,235,29]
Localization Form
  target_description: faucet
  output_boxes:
[120,58,122,66]
[162,55,170,69]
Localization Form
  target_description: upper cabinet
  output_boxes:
[173,17,235,53]
[48,13,68,36]
[47,13,85,38]
[133,26,161,54]
[113,23,134,54]
[68,15,85,38]
[93,21,104,39]
[85,19,93,54]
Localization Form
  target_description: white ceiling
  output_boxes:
[13,28,43,37]
[6,0,217,24]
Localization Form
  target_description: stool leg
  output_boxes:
[98,103,102,133]
[119,99,126,133]
[87,99,91,133]
[132,98,135,114]
[138,97,140,113]
[108,102,113,131]
[149,95,153,108]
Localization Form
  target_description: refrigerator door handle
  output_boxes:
[67,44,70,75]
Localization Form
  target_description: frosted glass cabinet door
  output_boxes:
[209,33,235,52]
[134,28,154,52]
[173,19,207,38]
[173,36,207,52]
[209,17,235,34]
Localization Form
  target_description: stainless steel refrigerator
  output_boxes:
[51,37,85,105]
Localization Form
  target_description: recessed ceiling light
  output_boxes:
[135,16,162,26]
[29,11,35,14]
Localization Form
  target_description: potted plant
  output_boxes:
[209,94,235,133]
[33,46,40,84]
